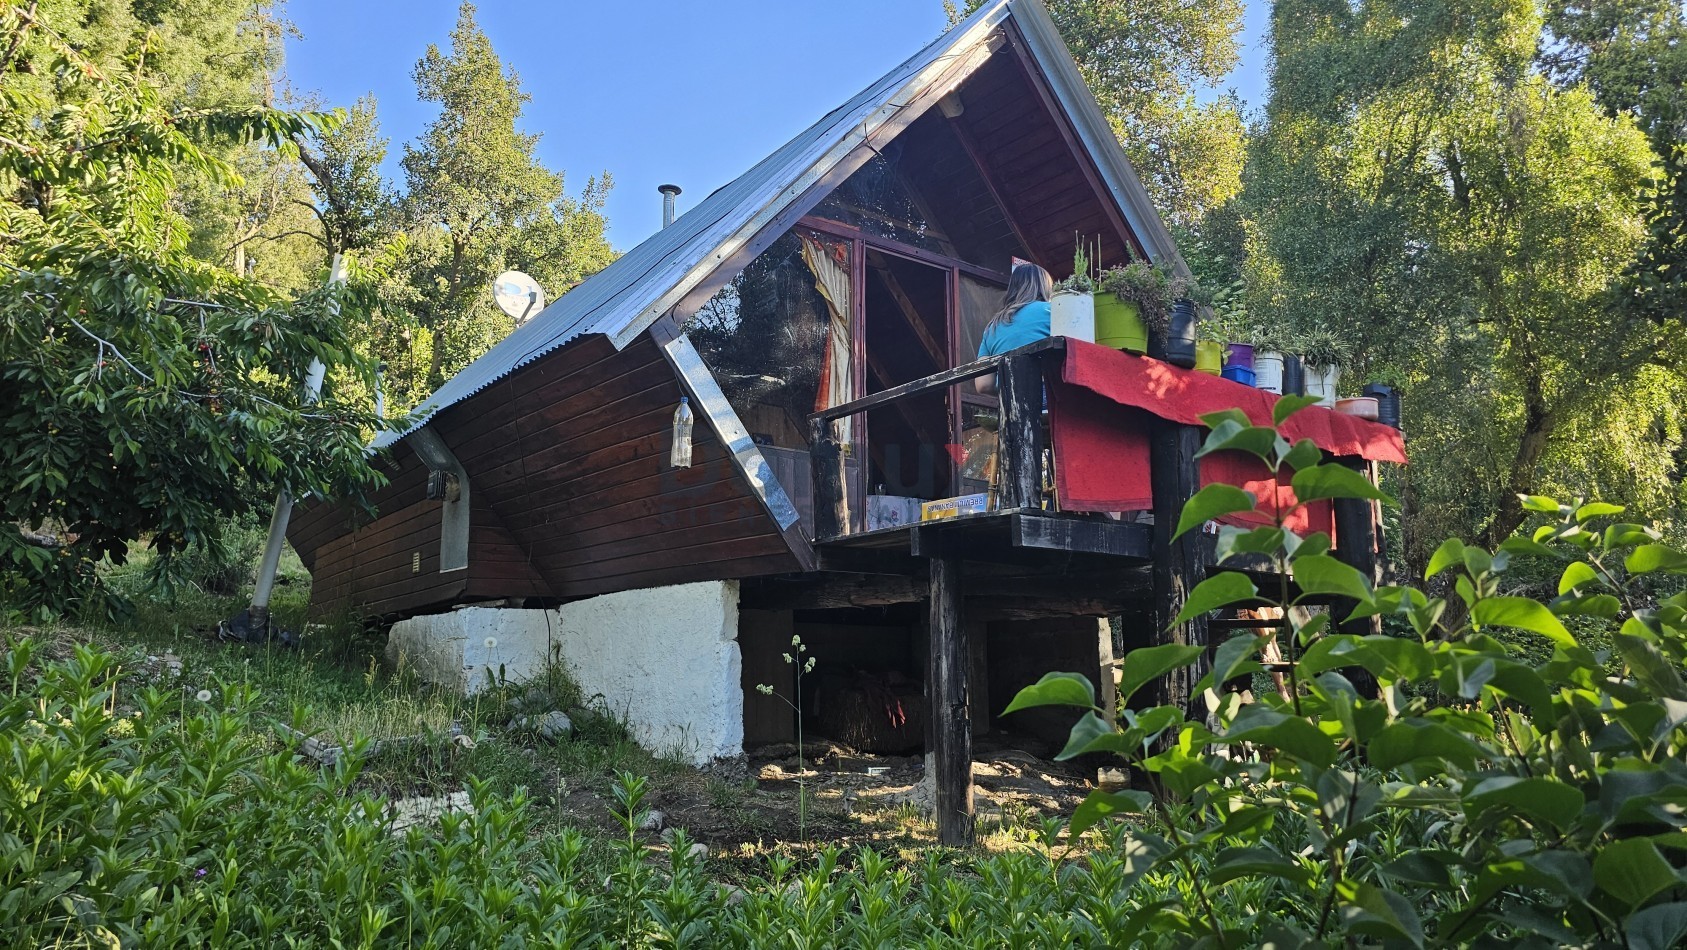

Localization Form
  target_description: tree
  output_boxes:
[1242,0,1680,574]
[396,2,614,399]
[0,4,381,616]
[948,0,1248,233]
[1541,0,1687,325]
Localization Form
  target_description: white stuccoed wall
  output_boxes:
[386,607,558,696]
[554,580,743,764]
[384,580,743,766]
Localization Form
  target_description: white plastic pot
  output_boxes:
[1050,290,1095,344]
[1306,364,1342,407]
[1254,352,1286,394]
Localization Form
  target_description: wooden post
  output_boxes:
[808,416,845,541]
[927,542,973,847]
[1332,458,1382,697]
[995,353,1042,511]
[1149,421,1211,714]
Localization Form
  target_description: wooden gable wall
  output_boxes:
[290,333,800,620]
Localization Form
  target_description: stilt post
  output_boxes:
[927,540,973,847]
[1149,421,1211,713]
[1332,458,1383,696]
[995,352,1042,511]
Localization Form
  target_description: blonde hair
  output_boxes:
[987,262,1053,333]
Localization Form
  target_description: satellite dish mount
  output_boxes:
[493,270,546,325]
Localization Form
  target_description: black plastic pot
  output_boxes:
[1149,299,1199,368]
[1283,355,1306,396]
[1362,382,1402,429]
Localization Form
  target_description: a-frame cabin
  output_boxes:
[288,0,1404,845]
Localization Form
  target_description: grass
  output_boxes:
[5,535,1088,880]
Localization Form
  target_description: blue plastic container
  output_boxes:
[1222,365,1257,386]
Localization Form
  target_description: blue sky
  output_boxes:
[282,1,1269,249]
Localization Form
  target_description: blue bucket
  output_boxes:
[1222,365,1257,387]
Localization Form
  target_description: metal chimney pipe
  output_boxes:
[658,184,682,228]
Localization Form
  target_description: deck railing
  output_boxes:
[806,338,1066,542]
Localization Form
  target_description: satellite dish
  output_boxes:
[493,270,546,325]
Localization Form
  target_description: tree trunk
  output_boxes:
[1481,383,1556,550]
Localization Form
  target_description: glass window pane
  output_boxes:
[957,273,1006,365]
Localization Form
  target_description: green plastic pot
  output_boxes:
[1093,293,1148,353]
[1195,340,1224,375]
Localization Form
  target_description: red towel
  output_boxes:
[1047,341,1404,536]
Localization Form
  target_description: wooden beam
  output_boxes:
[1332,458,1383,698]
[808,416,847,542]
[866,249,948,368]
[799,215,1010,284]
[813,337,1065,423]
[995,352,1044,511]
[927,543,973,847]
[1149,421,1211,714]
[944,112,1041,264]
[1012,513,1151,558]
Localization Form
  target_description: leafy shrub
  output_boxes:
[0,634,1242,947]
[1009,396,1687,947]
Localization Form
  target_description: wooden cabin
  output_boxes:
[288,0,1405,845]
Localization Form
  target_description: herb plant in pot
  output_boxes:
[1193,313,1225,376]
[1050,238,1098,343]
[1095,260,1163,354]
[1299,327,1352,407]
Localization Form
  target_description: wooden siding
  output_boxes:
[291,332,800,619]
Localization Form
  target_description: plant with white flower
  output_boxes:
[756,634,818,840]
[484,637,498,650]
[195,689,212,703]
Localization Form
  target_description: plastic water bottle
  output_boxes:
[670,397,694,468]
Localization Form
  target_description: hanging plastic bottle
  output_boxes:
[670,397,694,468]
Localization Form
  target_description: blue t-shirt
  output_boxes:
[978,300,1052,359]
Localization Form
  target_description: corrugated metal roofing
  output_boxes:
[375,0,1180,449]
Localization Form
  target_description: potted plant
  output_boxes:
[1050,237,1098,343]
[1096,260,1165,354]
[1193,313,1226,376]
[1298,326,1353,407]
[1252,327,1288,395]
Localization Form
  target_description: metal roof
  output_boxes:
[376,0,1179,449]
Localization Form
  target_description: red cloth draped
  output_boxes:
[1047,341,1406,537]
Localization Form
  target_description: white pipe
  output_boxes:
[249,253,347,628]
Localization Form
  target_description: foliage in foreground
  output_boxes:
[6,634,1184,949]
[1011,397,1687,947]
[0,6,384,618]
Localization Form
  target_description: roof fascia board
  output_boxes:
[604,6,1013,350]
[1007,0,1191,278]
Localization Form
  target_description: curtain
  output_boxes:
[799,233,853,446]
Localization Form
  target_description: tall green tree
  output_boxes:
[395,2,614,402]
[947,0,1248,233]
[1243,0,1681,573]
[0,3,382,616]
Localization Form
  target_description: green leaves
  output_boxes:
[1595,839,1679,909]
[1116,644,1206,702]
[1290,463,1394,505]
[1463,776,1585,831]
[1002,673,1097,715]
[1470,597,1576,648]
[1173,484,1256,540]
[1221,704,1336,767]
[1290,555,1374,607]
[1273,394,1322,425]
[1628,544,1687,575]
[1174,572,1258,623]
[1068,789,1153,837]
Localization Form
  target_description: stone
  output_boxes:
[638,809,665,832]
[536,710,572,741]
[686,843,708,861]
[389,790,474,832]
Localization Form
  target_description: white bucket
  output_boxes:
[1255,352,1286,394]
[1306,364,1342,407]
[1050,290,1095,344]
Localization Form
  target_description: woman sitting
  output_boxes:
[973,261,1052,395]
